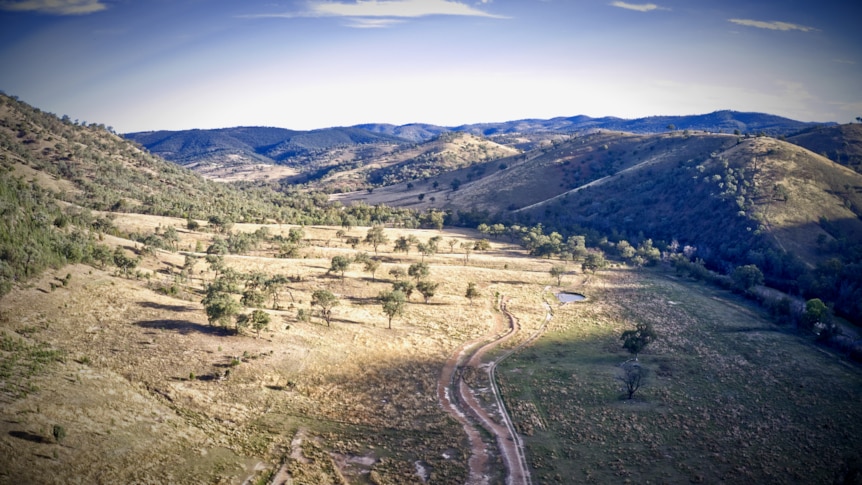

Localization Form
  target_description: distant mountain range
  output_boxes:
[126,110,832,169]
[359,110,831,140]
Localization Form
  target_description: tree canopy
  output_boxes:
[620,322,657,360]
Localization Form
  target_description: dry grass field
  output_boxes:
[0,215,557,484]
[2,213,860,484]
[498,268,862,484]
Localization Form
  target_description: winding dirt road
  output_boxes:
[438,296,551,485]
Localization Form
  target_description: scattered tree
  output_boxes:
[311,289,338,327]
[363,258,381,282]
[617,361,647,400]
[447,239,458,253]
[460,242,473,265]
[473,239,491,251]
[265,275,292,309]
[620,322,657,360]
[202,290,240,327]
[287,227,305,244]
[550,265,566,286]
[389,267,406,281]
[393,235,412,254]
[392,280,415,300]
[417,242,435,262]
[408,262,430,282]
[617,240,636,259]
[581,251,608,274]
[236,309,271,338]
[731,264,764,292]
[379,290,407,329]
[416,280,439,304]
[112,247,139,278]
[365,225,388,254]
[328,255,352,280]
[465,282,480,306]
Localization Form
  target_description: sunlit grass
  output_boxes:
[499,268,862,484]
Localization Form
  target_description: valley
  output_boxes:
[2,93,862,484]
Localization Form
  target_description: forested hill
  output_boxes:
[0,94,425,295]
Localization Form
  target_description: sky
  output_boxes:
[0,0,860,133]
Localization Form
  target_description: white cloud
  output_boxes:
[344,17,404,28]
[242,0,507,21]
[309,0,505,18]
[609,2,663,13]
[0,0,106,15]
[728,18,816,32]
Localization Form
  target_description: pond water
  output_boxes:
[557,292,586,303]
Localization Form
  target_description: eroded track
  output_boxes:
[438,296,544,485]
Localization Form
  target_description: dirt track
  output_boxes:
[437,296,540,485]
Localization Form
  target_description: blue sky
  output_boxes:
[1,0,859,132]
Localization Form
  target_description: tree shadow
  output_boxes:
[138,301,197,312]
[344,296,381,306]
[720,327,783,333]
[136,320,232,336]
[490,280,527,285]
[9,430,50,444]
[332,316,364,325]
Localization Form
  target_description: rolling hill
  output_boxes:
[126,111,829,188]
[334,129,862,320]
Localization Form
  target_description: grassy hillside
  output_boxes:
[499,267,862,484]
[333,131,740,214]
[334,130,862,321]
[318,131,519,192]
[788,123,862,175]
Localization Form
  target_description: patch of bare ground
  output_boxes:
[193,162,299,183]
[1,216,562,483]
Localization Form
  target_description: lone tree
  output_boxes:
[550,265,566,285]
[620,322,657,360]
[379,290,406,329]
[465,282,480,306]
[365,225,388,254]
[311,289,338,327]
[617,361,647,400]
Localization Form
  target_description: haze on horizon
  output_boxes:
[1,0,860,133]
